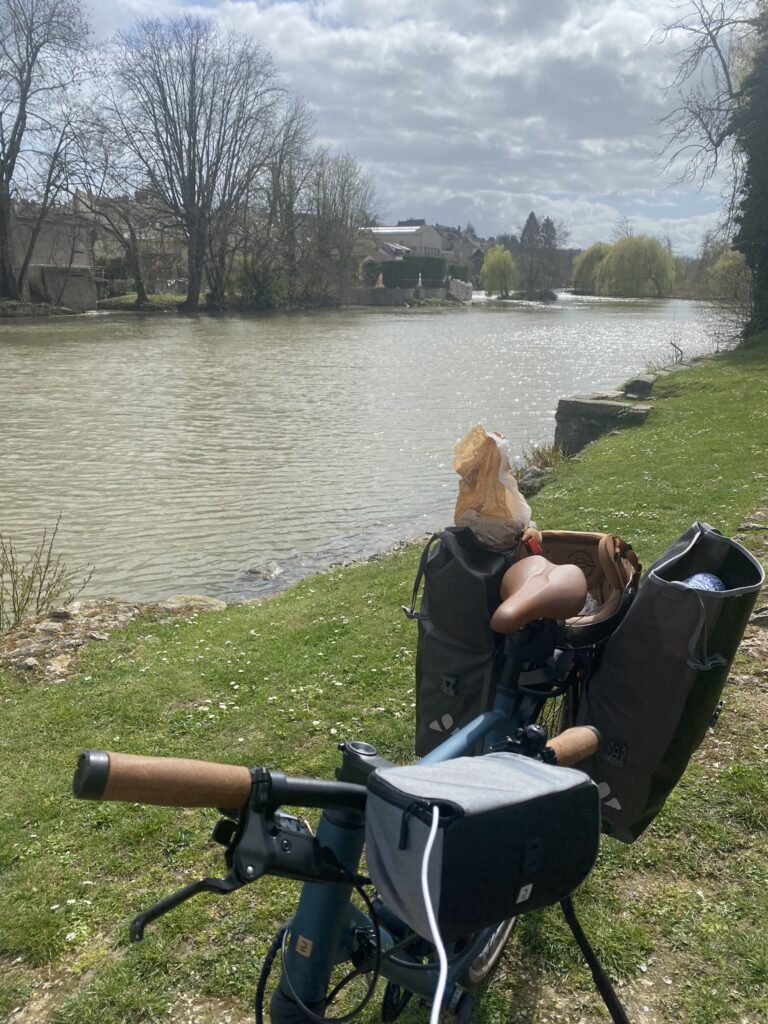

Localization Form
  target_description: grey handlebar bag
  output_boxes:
[575,522,764,843]
[365,752,600,942]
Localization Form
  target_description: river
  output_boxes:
[0,295,717,602]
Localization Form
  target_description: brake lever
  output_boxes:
[131,875,239,941]
[488,723,549,757]
[131,772,358,941]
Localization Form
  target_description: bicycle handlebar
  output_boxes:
[73,750,254,808]
[546,726,600,766]
[73,727,600,811]
[73,751,368,811]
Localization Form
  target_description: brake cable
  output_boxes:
[275,883,382,1024]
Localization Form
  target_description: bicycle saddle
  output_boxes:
[490,555,588,634]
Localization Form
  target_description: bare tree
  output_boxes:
[259,98,315,306]
[611,213,635,240]
[653,0,761,221]
[304,149,378,304]
[0,0,89,299]
[68,114,160,305]
[110,16,287,312]
[204,97,307,308]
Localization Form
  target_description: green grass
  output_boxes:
[1,334,767,1022]
[97,294,184,311]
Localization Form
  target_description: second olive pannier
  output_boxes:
[576,522,764,842]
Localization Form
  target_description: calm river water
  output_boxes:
[0,295,716,601]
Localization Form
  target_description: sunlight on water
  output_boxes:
[0,297,718,600]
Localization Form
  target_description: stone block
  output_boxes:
[554,397,651,456]
[622,374,657,398]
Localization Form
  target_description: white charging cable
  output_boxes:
[421,804,448,1024]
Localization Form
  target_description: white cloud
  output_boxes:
[92,0,729,254]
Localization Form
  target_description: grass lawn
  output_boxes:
[97,294,184,312]
[1,335,767,1023]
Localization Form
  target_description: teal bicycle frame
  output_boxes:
[273,666,551,1021]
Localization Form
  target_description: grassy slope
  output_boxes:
[1,336,767,1023]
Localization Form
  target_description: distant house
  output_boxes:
[364,224,444,256]
[12,201,92,271]
[376,241,411,260]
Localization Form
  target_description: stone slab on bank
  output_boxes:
[554,358,713,456]
[554,396,651,455]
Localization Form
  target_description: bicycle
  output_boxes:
[72,555,608,1024]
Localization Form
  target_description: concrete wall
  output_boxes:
[346,281,472,306]
[26,265,98,312]
[12,208,91,270]
[346,286,412,306]
[448,279,473,301]
[554,397,651,456]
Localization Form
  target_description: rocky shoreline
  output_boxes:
[3,514,766,687]
[0,594,226,681]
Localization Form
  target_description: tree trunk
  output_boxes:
[746,257,768,336]
[17,202,54,301]
[181,224,205,312]
[0,186,20,301]
[125,224,149,305]
[135,275,149,306]
[205,244,228,309]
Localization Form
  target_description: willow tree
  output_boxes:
[111,16,287,311]
[481,244,519,298]
[600,236,676,298]
[572,242,612,293]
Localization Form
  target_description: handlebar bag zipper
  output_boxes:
[365,752,600,942]
[575,521,764,842]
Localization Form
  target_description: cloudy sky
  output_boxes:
[91,0,725,255]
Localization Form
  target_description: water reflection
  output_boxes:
[0,297,716,600]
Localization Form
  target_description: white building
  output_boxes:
[364,223,444,256]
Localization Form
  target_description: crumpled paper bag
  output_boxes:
[453,425,532,550]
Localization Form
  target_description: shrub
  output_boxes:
[448,261,472,282]
[0,517,93,632]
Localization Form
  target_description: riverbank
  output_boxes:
[1,334,766,1024]
[0,300,78,318]
[96,291,469,313]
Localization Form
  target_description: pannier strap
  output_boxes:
[687,590,728,671]
[615,539,640,573]
[560,896,632,1024]
[402,529,521,620]
[403,533,442,619]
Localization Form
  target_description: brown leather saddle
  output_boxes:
[490,555,589,634]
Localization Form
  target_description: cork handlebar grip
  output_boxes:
[72,750,252,808]
[546,726,600,767]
